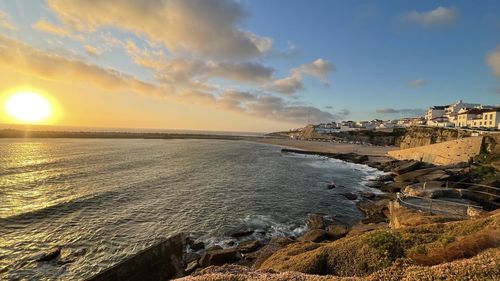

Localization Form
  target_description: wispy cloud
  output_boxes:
[399,7,458,27]
[84,45,104,57]
[269,58,336,95]
[376,108,425,116]
[0,10,16,30]
[487,45,500,77]
[33,19,84,41]
[407,79,427,88]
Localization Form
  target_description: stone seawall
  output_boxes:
[388,136,484,165]
[86,233,186,281]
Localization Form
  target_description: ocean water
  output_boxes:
[0,138,383,280]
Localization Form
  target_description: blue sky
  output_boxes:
[0,0,498,131]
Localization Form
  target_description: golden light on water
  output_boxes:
[4,90,55,123]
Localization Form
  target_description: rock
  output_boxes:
[341,192,357,200]
[357,199,390,216]
[297,229,329,242]
[230,229,254,238]
[238,240,261,253]
[376,174,394,182]
[393,161,420,175]
[347,222,388,237]
[57,248,87,265]
[250,237,295,269]
[361,213,387,224]
[190,241,205,251]
[185,260,199,274]
[380,182,406,193]
[307,214,325,229]
[361,192,376,199]
[199,248,241,268]
[365,181,384,188]
[467,207,485,218]
[185,252,201,263]
[326,224,348,240]
[227,241,236,247]
[205,245,223,252]
[327,183,336,189]
[35,247,61,262]
[352,155,369,164]
[395,168,450,183]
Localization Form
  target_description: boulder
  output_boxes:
[393,161,420,175]
[365,181,384,188]
[395,168,450,183]
[238,240,261,253]
[190,241,205,251]
[307,214,325,229]
[380,182,406,193]
[185,260,199,274]
[327,183,336,189]
[250,237,295,269]
[341,192,357,200]
[357,199,390,216]
[205,245,223,252]
[199,248,241,268]
[347,222,388,237]
[298,229,329,243]
[376,174,395,182]
[326,224,348,240]
[361,192,376,199]
[35,247,61,262]
[185,252,201,263]
[230,229,254,238]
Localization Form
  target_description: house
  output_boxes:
[457,108,500,129]
[426,100,482,125]
[425,106,446,122]
[427,116,454,127]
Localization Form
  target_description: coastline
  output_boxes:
[257,137,397,162]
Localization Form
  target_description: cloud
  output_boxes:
[0,10,16,30]
[0,34,160,96]
[400,7,458,27]
[270,75,303,95]
[269,58,335,95]
[47,0,272,60]
[407,79,427,87]
[33,19,84,40]
[0,34,336,125]
[376,108,425,116]
[487,45,500,77]
[84,44,104,56]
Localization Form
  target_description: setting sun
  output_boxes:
[5,92,52,123]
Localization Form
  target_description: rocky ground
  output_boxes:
[176,146,500,281]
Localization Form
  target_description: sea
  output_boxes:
[0,138,384,280]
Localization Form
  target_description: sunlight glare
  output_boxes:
[5,92,53,123]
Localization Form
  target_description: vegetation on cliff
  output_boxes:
[180,211,500,280]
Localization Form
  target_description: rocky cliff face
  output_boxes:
[399,127,472,149]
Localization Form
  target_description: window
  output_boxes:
[490,121,493,125]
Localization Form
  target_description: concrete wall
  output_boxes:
[388,136,484,165]
[87,233,186,281]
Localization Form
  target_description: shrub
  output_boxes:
[411,230,500,266]
[367,230,405,263]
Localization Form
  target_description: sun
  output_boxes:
[5,91,53,123]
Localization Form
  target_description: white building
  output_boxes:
[457,108,500,129]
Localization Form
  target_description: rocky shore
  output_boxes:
[175,144,499,280]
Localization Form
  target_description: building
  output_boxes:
[427,116,454,127]
[426,100,482,125]
[457,108,500,129]
[425,106,446,122]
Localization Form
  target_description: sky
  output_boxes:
[0,0,499,132]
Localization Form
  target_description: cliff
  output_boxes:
[180,210,500,281]
[398,127,473,149]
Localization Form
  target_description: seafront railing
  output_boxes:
[396,181,500,218]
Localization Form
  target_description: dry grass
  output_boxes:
[410,230,500,266]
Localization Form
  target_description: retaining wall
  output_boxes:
[388,136,484,165]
